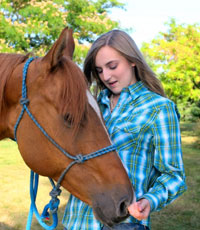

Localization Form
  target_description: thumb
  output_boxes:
[128,202,139,214]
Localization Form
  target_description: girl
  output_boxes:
[62,30,187,230]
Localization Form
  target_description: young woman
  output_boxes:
[62,30,187,230]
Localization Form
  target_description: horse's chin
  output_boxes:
[93,206,129,227]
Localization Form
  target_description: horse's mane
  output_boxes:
[57,57,88,135]
[0,53,29,116]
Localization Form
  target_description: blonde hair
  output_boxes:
[84,30,166,97]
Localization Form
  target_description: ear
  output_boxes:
[41,27,75,69]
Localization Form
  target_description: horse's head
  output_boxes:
[0,27,134,226]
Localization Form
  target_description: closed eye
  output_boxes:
[108,61,118,70]
[64,113,73,128]
[109,64,117,70]
[95,67,102,74]
[95,61,118,74]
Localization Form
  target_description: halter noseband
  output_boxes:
[14,57,116,230]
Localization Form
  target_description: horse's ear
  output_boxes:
[41,27,75,69]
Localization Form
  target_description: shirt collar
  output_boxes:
[125,81,149,101]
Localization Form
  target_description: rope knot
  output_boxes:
[75,154,85,163]
[49,187,61,214]
[20,98,29,106]
[50,187,61,198]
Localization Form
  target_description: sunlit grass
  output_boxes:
[0,139,69,230]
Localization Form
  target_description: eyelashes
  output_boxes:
[95,64,118,74]
[64,113,73,128]
[110,65,117,70]
[95,67,103,74]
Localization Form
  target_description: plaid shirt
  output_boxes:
[62,81,187,229]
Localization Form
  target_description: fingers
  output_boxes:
[128,199,151,221]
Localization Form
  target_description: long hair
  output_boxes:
[83,30,166,97]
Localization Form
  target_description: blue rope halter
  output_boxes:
[14,57,116,230]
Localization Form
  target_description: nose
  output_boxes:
[92,186,134,226]
[101,69,111,82]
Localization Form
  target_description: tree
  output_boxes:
[141,18,200,106]
[0,0,124,63]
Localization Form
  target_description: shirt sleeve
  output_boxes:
[141,102,187,212]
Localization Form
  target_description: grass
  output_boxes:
[0,122,199,230]
[151,122,200,230]
[0,139,68,230]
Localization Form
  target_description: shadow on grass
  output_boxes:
[0,222,14,230]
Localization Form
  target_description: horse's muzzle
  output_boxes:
[92,185,134,226]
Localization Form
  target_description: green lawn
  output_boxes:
[151,122,200,230]
[0,122,199,230]
[0,139,68,230]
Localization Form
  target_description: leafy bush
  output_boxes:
[178,101,200,122]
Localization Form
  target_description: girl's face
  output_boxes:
[95,46,136,95]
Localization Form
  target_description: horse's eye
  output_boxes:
[64,114,73,128]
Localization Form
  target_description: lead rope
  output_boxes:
[14,58,116,230]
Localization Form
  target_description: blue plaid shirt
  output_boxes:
[62,81,187,229]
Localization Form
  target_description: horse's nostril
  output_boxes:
[119,201,126,213]
[117,199,129,217]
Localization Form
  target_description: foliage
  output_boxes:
[141,18,200,107]
[178,101,200,122]
[0,0,124,63]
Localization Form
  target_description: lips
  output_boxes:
[109,80,118,88]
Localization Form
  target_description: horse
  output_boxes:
[0,27,134,227]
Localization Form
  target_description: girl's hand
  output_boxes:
[128,198,151,220]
